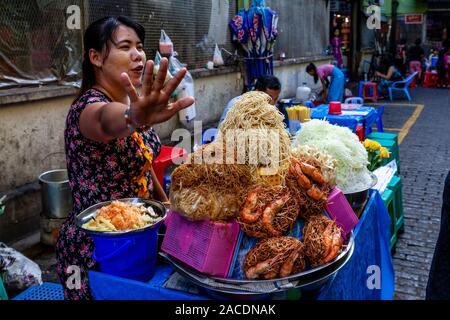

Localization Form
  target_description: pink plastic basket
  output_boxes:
[161,211,241,278]
[325,187,359,240]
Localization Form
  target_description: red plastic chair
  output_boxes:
[153,146,188,186]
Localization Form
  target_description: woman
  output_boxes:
[55,16,194,300]
[330,29,343,69]
[374,54,403,97]
[306,63,345,102]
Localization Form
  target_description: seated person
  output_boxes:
[218,75,281,128]
[374,54,403,97]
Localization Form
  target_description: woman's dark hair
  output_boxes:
[254,75,281,91]
[76,16,145,100]
[400,38,407,45]
[415,38,422,46]
[306,63,318,84]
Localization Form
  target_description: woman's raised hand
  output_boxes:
[120,57,195,127]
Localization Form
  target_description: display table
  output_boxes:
[311,104,378,138]
[87,190,394,300]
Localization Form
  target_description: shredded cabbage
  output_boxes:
[292,119,372,192]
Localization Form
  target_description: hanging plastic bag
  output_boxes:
[169,56,196,126]
[0,243,42,291]
[213,44,224,67]
[153,51,173,90]
[159,29,174,57]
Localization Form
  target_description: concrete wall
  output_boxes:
[0,56,330,244]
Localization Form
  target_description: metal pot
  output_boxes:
[343,173,378,215]
[38,169,72,219]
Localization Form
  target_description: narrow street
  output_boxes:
[383,87,450,299]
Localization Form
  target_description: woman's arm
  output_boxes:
[375,66,395,80]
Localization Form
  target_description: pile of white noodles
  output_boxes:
[292,119,373,192]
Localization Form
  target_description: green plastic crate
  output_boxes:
[387,175,404,234]
[381,188,397,251]
[367,132,398,145]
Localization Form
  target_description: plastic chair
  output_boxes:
[362,82,378,102]
[201,128,218,145]
[376,105,384,132]
[388,72,418,101]
[344,97,363,104]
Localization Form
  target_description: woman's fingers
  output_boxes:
[142,60,154,96]
[152,57,169,92]
[167,96,195,112]
[162,67,187,96]
[120,72,139,103]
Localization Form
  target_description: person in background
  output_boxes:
[395,38,407,76]
[436,40,450,88]
[218,75,281,127]
[427,170,450,299]
[56,16,194,300]
[374,54,403,98]
[407,38,425,83]
[330,29,343,69]
[306,63,345,103]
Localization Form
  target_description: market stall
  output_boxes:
[67,92,393,300]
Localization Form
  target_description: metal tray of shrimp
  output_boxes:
[159,231,354,298]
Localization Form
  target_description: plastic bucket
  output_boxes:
[76,198,167,282]
[91,223,162,281]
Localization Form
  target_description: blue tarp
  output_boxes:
[318,190,395,300]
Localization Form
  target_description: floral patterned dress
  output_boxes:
[55,88,161,300]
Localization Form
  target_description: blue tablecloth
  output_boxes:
[311,104,378,136]
[88,190,394,300]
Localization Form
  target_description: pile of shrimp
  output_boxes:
[302,215,344,267]
[237,184,300,238]
[243,236,305,280]
[286,155,333,220]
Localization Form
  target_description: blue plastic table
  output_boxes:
[311,104,378,137]
[86,190,394,300]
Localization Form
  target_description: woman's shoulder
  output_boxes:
[72,88,111,108]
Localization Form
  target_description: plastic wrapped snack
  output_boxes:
[0,243,42,291]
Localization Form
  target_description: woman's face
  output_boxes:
[97,25,146,88]
[307,70,316,77]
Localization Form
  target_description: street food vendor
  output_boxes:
[218,75,281,127]
[306,63,344,103]
[55,16,194,300]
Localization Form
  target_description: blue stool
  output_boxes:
[304,101,314,108]
[201,128,218,145]
[13,282,64,300]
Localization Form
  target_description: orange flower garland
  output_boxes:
[131,131,154,198]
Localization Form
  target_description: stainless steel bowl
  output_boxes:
[342,173,378,214]
[160,231,354,299]
[75,198,167,236]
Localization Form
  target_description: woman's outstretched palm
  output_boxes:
[120,57,195,127]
